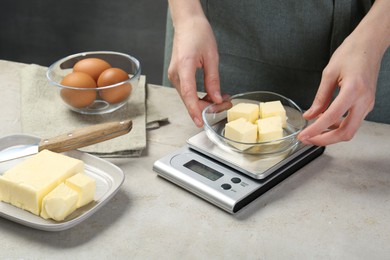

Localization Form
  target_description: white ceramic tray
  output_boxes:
[0,134,125,231]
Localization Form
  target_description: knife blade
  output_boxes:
[0,119,132,163]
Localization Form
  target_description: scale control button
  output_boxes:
[221,183,232,190]
[231,177,241,184]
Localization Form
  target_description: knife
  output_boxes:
[0,119,132,163]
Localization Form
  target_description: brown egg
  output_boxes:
[97,68,132,104]
[60,72,97,108]
[73,58,112,82]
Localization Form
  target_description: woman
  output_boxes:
[163,0,390,146]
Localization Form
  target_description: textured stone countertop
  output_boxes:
[0,60,389,259]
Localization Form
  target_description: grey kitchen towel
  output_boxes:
[20,64,168,157]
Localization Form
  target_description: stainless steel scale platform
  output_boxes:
[153,131,325,214]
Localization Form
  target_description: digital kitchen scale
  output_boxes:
[153,131,325,214]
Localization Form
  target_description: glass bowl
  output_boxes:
[46,51,141,115]
[202,91,307,155]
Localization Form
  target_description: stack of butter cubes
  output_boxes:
[224,101,286,150]
[0,150,96,221]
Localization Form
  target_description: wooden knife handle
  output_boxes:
[38,119,132,153]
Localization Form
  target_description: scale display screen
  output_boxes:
[184,159,224,181]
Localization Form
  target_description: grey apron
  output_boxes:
[163,0,389,123]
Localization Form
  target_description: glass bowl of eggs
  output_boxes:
[46,51,141,114]
[202,91,308,155]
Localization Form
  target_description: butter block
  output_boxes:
[259,101,287,127]
[257,116,284,142]
[0,150,84,215]
[257,115,283,128]
[227,103,259,123]
[65,173,96,208]
[40,183,79,221]
[225,118,258,150]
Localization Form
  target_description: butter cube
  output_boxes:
[227,103,259,123]
[259,101,287,127]
[257,116,284,142]
[65,173,96,208]
[258,115,283,128]
[0,150,84,215]
[225,118,258,150]
[40,183,79,221]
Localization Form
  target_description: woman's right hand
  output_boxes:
[167,1,223,127]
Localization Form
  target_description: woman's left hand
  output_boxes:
[298,0,390,146]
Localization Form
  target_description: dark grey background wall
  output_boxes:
[0,0,168,85]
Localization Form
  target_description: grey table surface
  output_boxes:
[0,60,389,259]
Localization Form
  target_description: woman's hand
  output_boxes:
[298,0,390,146]
[167,0,223,127]
[298,37,378,146]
